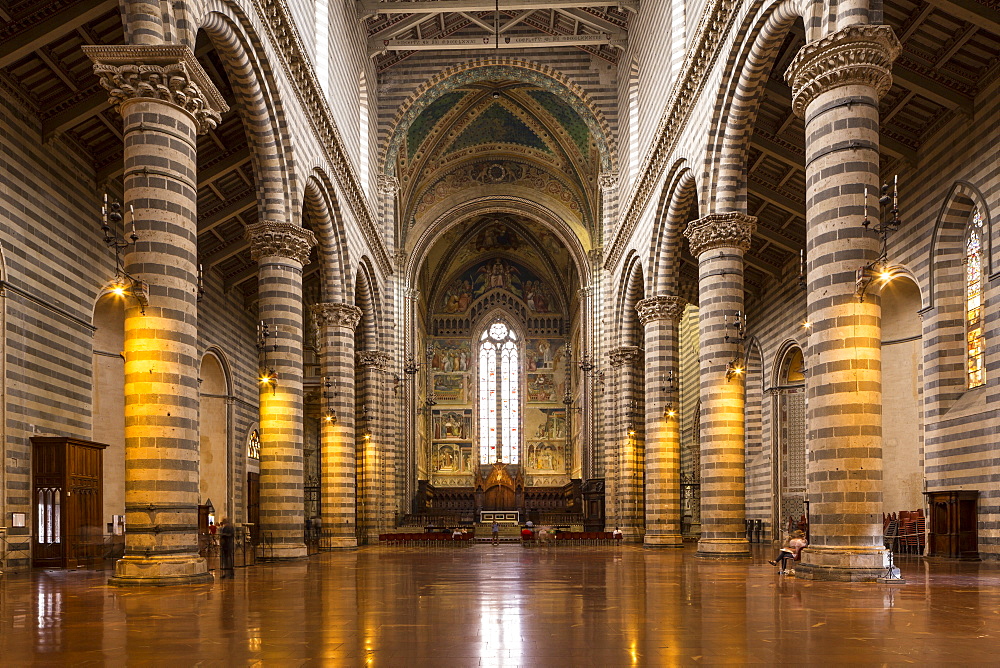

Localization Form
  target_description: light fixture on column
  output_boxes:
[196,263,205,302]
[724,311,747,382]
[663,370,677,419]
[100,194,148,314]
[404,344,437,406]
[798,248,807,291]
[360,405,373,440]
[257,320,278,390]
[322,376,337,424]
[625,400,641,437]
[578,353,605,385]
[857,176,902,302]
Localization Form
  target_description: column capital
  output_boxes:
[357,350,392,370]
[599,172,619,191]
[377,175,400,195]
[609,345,641,367]
[311,302,363,330]
[636,295,687,326]
[82,44,228,134]
[246,221,317,266]
[785,24,901,118]
[684,212,756,257]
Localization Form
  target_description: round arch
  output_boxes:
[649,165,698,296]
[303,172,352,304]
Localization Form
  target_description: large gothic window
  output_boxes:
[966,207,985,389]
[479,321,520,463]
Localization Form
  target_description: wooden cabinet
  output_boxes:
[923,490,979,560]
[31,437,109,568]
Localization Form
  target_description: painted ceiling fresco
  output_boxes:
[402,82,593,173]
[423,215,575,316]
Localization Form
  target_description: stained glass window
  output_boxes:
[479,321,520,463]
[966,207,985,389]
[247,429,261,460]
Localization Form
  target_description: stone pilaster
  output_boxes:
[86,45,226,586]
[637,295,687,547]
[607,345,643,540]
[785,24,900,581]
[684,212,755,558]
[248,221,316,559]
[599,172,618,244]
[356,350,393,543]
[312,302,363,549]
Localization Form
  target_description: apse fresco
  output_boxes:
[439,257,555,313]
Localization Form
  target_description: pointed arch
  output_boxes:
[381,58,616,174]
[928,181,993,310]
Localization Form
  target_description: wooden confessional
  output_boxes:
[924,490,979,559]
[31,437,108,568]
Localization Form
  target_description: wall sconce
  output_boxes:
[624,400,640,437]
[578,352,605,385]
[857,176,902,302]
[663,370,677,419]
[360,405,373,440]
[322,376,337,424]
[724,311,747,382]
[101,195,148,314]
[257,320,278,391]
[798,248,807,291]
[196,263,205,302]
[404,344,437,405]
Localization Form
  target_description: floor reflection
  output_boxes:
[1,545,999,665]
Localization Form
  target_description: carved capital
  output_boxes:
[636,295,687,326]
[684,212,756,257]
[82,45,228,134]
[377,175,400,195]
[609,345,641,367]
[785,24,901,118]
[311,302,362,330]
[246,221,317,266]
[357,350,392,370]
[599,172,619,191]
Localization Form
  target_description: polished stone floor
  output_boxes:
[1,544,998,666]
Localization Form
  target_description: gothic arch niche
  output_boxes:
[772,343,805,538]
[92,293,125,533]
[881,275,923,514]
[199,352,231,520]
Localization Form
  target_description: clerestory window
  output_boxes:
[478,321,520,464]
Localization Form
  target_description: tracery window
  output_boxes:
[247,429,261,460]
[966,207,985,388]
[478,321,520,464]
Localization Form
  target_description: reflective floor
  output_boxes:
[1,544,998,666]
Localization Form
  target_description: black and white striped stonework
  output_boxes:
[248,221,316,559]
[785,24,900,581]
[85,45,226,584]
[685,213,755,558]
[638,295,686,547]
[312,302,362,549]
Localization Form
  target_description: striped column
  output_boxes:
[638,295,687,547]
[684,212,755,558]
[312,302,362,549]
[608,345,643,540]
[785,25,901,581]
[86,46,225,585]
[356,350,393,543]
[247,221,317,559]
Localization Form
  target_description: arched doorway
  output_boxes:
[92,293,125,538]
[772,345,806,538]
[199,353,230,521]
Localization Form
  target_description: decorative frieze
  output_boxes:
[311,302,363,330]
[683,212,756,257]
[636,295,687,326]
[82,45,228,134]
[785,24,902,118]
[609,345,641,367]
[246,221,317,266]
[356,350,393,371]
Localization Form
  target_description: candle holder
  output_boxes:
[724,311,747,382]
[100,195,148,314]
[857,176,902,302]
